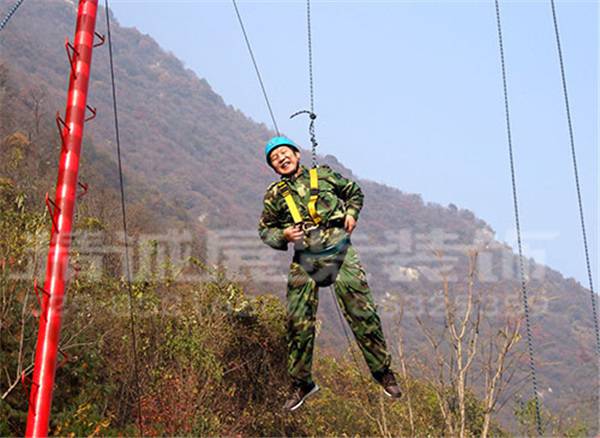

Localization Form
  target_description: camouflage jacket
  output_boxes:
[258,165,364,252]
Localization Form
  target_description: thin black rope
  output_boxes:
[231,0,280,136]
[329,287,371,385]
[0,0,25,32]
[104,2,144,435]
[494,0,543,435]
[548,0,599,355]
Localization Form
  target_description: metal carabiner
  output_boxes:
[301,222,319,234]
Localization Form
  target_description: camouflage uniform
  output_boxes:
[259,165,392,388]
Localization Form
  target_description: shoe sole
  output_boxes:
[383,388,402,399]
[289,384,320,411]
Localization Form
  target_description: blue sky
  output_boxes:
[108,0,598,286]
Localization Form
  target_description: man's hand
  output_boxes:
[283,225,304,242]
[344,215,357,234]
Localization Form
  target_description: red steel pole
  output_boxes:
[26,1,99,436]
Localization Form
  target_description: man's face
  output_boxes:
[269,146,301,176]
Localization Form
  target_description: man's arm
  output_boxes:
[258,185,289,251]
[330,169,364,221]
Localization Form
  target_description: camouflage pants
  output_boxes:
[286,244,392,387]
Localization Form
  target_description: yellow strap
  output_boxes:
[278,182,303,224]
[307,167,321,225]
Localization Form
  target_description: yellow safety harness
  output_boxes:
[307,167,322,225]
[277,167,322,227]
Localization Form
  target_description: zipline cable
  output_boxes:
[305,0,318,167]
[493,0,543,435]
[548,0,599,355]
[306,0,315,118]
[104,2,144,435]
[290,0,319,166]
[231,0,280,136]
[0,0,25,32]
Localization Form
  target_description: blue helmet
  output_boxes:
[264,136,299,165]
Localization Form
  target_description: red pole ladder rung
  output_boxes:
[32,279,50,321]
[57,347,70,370]
[64,38,79,79]
[21,371,38,396]
[44,193,61,233]
[55,111,70,149]
[93,31,105,48]
[21,371,38,393]
[77,181,89,199]
[85,105,97,122]
[21,371,39,416]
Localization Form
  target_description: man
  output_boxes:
[258,136,401,411]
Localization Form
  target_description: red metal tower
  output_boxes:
[25,1,100,435]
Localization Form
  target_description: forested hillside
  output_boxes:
[0,0,597,434]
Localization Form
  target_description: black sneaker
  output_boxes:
[378,370,402,399]
[284,382,320,411]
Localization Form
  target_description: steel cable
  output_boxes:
[0,0,25,32]
[305,0,317,167]
[548,0,599,356]
[494,0,543,434]
[232,0,280,136]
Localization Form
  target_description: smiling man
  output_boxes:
[258,136,401,411]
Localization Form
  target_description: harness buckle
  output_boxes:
[278,181,290,197]
[301,222,320,233]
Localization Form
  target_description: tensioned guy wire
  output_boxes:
[493,0,543,435]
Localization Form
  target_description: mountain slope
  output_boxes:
[0,0,597,431]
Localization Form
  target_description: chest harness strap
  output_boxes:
[307,167,322,225]
[277,167,322,226]
[277,181,303,224]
